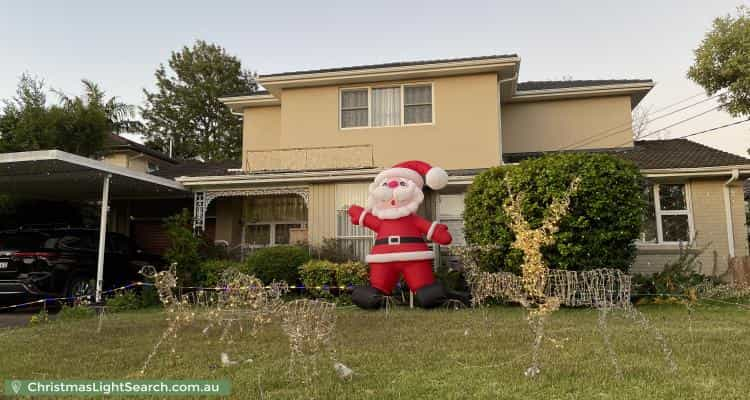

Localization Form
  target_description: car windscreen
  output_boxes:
[0,232,49,250]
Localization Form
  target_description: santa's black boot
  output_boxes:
[352,286,386,310]
[415,282,449,308]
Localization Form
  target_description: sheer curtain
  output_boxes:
[371,87,401,127]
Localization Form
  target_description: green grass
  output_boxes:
[1,303,749,399]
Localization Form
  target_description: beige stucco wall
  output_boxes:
[632,178,749,276]
[101,153,129,168]
[242,106,282,170]
[245,73,501,170]
[502,96,634,154]
[101,152,167,173]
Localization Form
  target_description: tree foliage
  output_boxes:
[464,153,645,274]
[0,74,135,157]
[141,40,257,161]
[688,6,750,117]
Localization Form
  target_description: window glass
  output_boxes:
[245,225,271,246]
[58,233,96,251]
[371,87,401,127]
[404,85,432,124]
[341,89,368,128]
[661,215,690,242]
[659,184,686,210]
[274,223,302,245]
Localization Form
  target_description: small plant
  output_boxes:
[139,285,161,308]
[633,239,714,303]
[105,291,142,312]
[244,246,310,284]
[58,303,95,321]
[29,306,50,326]
[163,209,203,284]
[308,238,359,263]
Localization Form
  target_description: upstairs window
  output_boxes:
[340,89,369,128]
[404,85,433,124]
[640,183,692,244]
[340,83,433,129]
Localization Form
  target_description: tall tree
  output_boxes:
[0,75,108,156]
[55,79,143,134]
[688,6,750,117]
[141,40,257,161]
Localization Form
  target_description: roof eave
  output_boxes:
[641,165,750,178]
[257,57,521,96]
[218,94,281,112]
[509,82,655,108]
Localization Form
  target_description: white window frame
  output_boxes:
[642,183,694,245]
[339,82,434,130]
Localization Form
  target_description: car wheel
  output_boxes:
[67,276,94,299]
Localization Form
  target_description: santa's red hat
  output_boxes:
[373,160,449,190]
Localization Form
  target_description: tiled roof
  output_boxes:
[152,159,241,179]
[259,54,519,78]
[503,139,750,169]
[104,134,177,164]
[155,140,748,180]
[516,79,653,91]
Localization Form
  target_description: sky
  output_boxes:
[1,0,749,156]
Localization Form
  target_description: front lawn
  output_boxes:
[1,304,749,399]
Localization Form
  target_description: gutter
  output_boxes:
[497,72,518,164]
[723,168,740,258]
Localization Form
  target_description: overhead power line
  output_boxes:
[558,92,719,151]
[676,118,750,139]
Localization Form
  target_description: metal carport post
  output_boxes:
[95,174,111,303]
[0,150,189,304]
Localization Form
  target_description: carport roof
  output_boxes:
[0,150,188,200]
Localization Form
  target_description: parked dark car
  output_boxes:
[0,228,164,303]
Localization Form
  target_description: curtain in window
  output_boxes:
[341,90,368,128]
[371,87,401,127]
[404,85,432,124]
[243,195,307,222]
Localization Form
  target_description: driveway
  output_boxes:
[0,312,34,328]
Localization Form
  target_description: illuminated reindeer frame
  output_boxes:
[457,177,675,378]
[138,265,337,380]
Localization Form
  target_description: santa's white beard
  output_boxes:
[367,188,424,220]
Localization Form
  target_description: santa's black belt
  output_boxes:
[374,236,425,245]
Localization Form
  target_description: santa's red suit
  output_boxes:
[348,160,456,309]
[348,206,452,293]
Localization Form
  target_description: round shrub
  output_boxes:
[244,245,310,284]
[464,153,645,273]
[196,259,246,287]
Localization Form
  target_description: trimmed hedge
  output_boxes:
[464,153,645,273]
[299,259,368,301]
[244,245,311,284]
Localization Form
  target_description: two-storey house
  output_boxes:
[159,54,750,275]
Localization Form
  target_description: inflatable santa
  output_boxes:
[348,160,463,309]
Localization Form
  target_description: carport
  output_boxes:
[0,150,188,302]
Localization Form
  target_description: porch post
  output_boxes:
[95,174,111,303]
[193,191,206,232]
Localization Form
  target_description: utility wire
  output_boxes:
[559,93,720,151]
[630,104,724,141]
[676,118,750,139]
